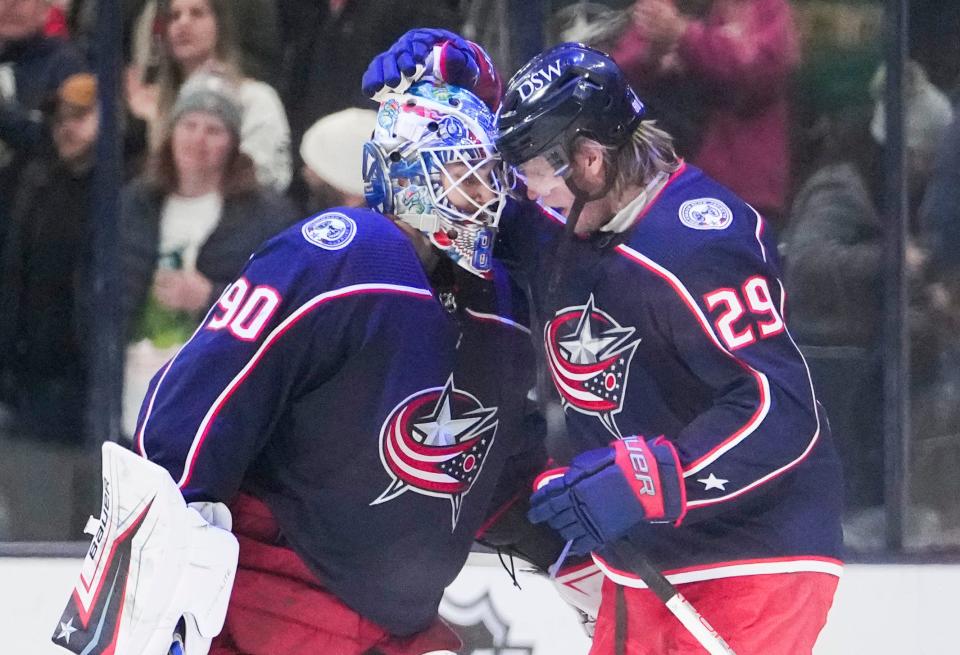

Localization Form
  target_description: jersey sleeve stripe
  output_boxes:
[685,276,823,507]
[592,554,843,589]
[752,206,768,263]
[613,244,771,475]
[680,280,824,509]
[139,283,434,489]
[685,419,820,509]
[464,307,532,334]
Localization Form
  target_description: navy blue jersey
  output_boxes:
[134,208,539,635]
[498,164,843,587]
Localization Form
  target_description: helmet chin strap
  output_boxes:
[546,151,617,308]
[560,142,619,220]
[544,190,588,308]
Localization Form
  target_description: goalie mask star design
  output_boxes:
[371,375,498,530]
[545,295,641,438]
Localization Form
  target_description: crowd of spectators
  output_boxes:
[1,0,960,548]
[611,0,799,230]
[783,60,954,547]
[0,0,461,446]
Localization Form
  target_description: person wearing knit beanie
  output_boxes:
[171,71,243,137]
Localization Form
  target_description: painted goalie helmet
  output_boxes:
[363,81,507,277]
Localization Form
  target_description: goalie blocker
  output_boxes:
[53,442,238,655]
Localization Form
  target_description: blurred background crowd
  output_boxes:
[1,0,958,556]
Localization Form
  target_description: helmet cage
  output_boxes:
[420,143,505,228]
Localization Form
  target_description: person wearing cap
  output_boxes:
[120,70,293,436]
[299,107,377,212]
[364,31,843,654]
[49,70,99,170]
[0,72,98,444]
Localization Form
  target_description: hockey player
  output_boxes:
[54,81,547,655]
[364,32,844,655]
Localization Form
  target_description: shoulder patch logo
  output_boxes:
[302,212,357,250]
[678,198,733,230]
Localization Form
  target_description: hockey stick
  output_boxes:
[540,195,736,655]
[611,541,736,655]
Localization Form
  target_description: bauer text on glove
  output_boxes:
[527,436,686,555]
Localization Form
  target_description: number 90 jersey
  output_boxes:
[133,207,539,635]
[498,163,844,588]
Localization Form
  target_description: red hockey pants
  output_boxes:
[209,493,461,655]
[590,571,839,654]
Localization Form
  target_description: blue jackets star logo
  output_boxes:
[372,375,499,529]
[545,295,641,437]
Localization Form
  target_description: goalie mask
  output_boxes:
[363,82,506,277]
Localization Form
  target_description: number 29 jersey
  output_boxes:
[499,163,844,586]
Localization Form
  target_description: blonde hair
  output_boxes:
[574,120,682,200]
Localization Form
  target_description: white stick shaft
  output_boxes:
[664,594,737,655]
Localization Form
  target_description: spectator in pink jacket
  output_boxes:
[612,0,800,231]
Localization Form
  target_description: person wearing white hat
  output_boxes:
[299,107,377,210]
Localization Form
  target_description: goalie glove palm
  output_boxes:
[528,436,686,556]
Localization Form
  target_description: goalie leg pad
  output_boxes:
[551,559,603,638]
[52,442,239,655]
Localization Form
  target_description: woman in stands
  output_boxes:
[126,0,292,191]
[120,72,292,436]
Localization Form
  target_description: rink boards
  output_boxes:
[3,554,956,654]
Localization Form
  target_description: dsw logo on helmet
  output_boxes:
[516,59,563,101]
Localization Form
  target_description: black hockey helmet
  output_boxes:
[495,43,645,168]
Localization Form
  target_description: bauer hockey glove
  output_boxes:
[528,436,686,556]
